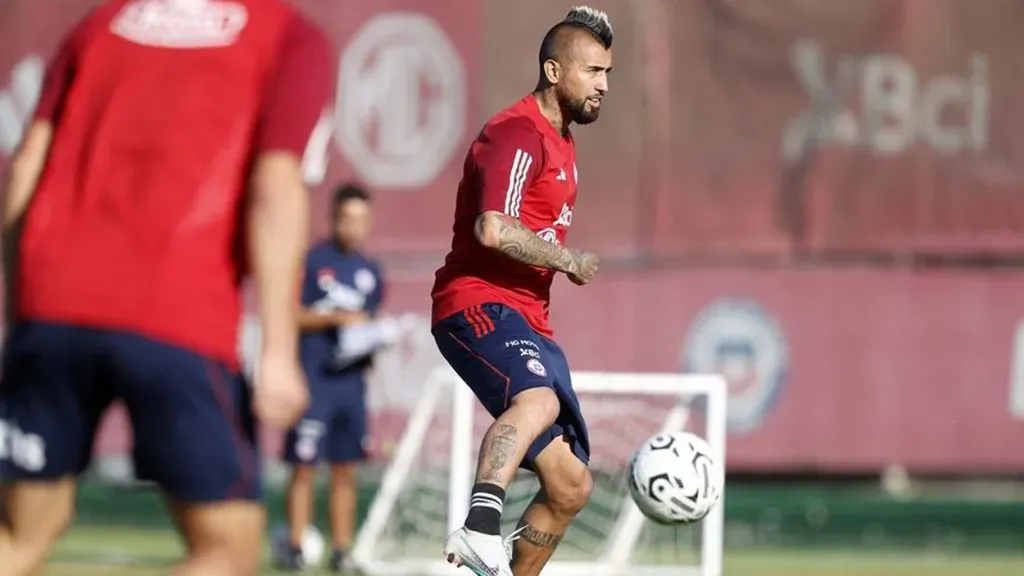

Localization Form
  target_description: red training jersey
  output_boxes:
[16,0,333,367]
[432,94,578,337]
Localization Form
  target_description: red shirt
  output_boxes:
[432,94,578,337]
[17,0,332,367]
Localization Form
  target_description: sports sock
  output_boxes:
[464,483,505,536]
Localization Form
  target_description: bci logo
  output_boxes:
[782,39,988,161]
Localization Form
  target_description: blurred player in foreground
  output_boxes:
[280,183,409,572]
[0,1,331,575]
[430,6,612,576]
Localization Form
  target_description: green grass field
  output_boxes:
[40,525,1024,575]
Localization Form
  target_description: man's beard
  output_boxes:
[558,89,600,125]
[568,97,600,125]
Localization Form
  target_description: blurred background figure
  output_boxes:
[0,1,328,575]
[280,183,400,572]
[2,0,1024,575]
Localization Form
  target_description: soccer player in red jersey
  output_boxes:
[0,1,330,574]
[430,6,612,576]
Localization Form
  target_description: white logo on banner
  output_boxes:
[302,109,334,186]
[1008,319,1024,421]
[0,55,44,156]
[782,39,989,161]
[336,13,466,188]
[682,298,789,433]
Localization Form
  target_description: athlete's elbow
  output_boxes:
[249,154,309,220]
[474,211,503,250]
[3,122,53,225]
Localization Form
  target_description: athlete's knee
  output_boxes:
[289,465,316,486]
[508,387,560,430]
[174,501,264,576]
[0,480,76,575]
[0,524,67,576]
[330,463,357,487]
[544,464,593,518]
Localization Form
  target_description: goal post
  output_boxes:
[351,368,728,576]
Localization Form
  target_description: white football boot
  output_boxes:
[443,526,524,576]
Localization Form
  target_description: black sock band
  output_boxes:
[464,483,506,536]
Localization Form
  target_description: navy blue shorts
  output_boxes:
[433,303,590,467]
[282,379,366,465]
[0,322,260,503]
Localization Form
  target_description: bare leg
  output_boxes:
[0,490,9,553]
[0,479,76,576]
[168,501,264,576]
[439,384,563,576]
[510,438,593,576]
[460,388,560,538]
[475,388,561,490]
[286,466,317,547]
[442,387,564,573]
[328,463,358,551]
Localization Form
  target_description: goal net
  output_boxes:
[351,368,728,576]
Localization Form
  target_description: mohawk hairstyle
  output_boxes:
[563,5,613,48]
[538,5,614,66]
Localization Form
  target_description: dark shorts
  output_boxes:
[282,379,366,465]
[432,303,590,467]
[0,322,259,503]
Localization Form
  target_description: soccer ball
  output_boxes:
[270,524,325,569]
[626,431,723,524]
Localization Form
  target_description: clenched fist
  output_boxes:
[253,352,309,429]
[567,250,600,286]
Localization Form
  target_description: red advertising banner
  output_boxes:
[542,268,1024,473]
[320,268,1024,474]
[653,0,1024,257]
[92,267,1024,474]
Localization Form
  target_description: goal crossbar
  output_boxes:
[352,368,727,576]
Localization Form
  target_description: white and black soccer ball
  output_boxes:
[270,524,325,569]
[626,431,723,524]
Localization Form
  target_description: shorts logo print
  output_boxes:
[432,303,592,466]
[0,419,47,472]
[526,358,547,377]
[294,419,325,462]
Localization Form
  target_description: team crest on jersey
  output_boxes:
[111,0,249,49]
[354,268,377,294]
[681,298,788,433]
[532,358,548,377]
[526,358,547,377]
[314,268,366,311]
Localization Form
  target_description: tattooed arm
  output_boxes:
[475,210,581,274]
[471,120,598,283]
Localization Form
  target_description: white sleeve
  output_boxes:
[333,316,414,369]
